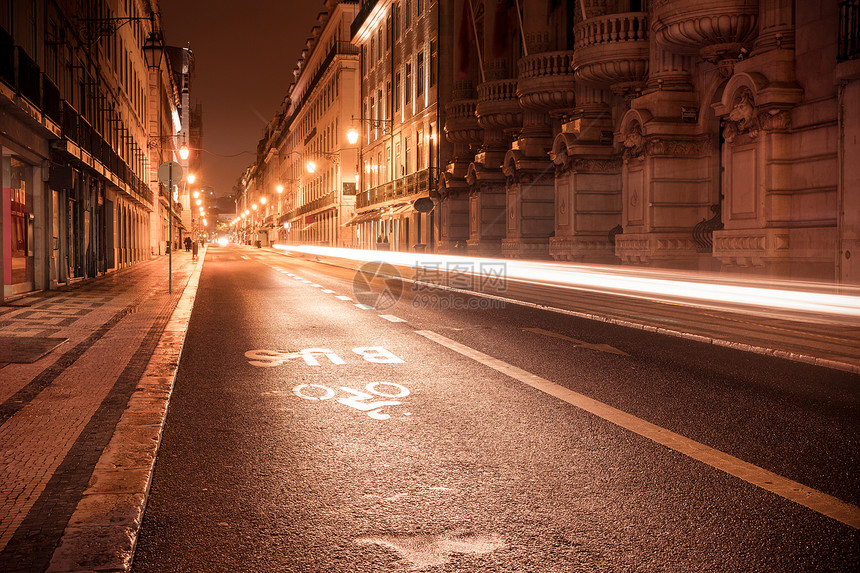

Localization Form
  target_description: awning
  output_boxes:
[343,211,377,226]
[389,204,414,217]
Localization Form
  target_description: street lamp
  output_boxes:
[142,28,164,70]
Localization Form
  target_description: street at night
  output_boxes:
[4,0,860,571]
[129,245,859,571]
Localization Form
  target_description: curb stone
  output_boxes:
[45,249,206,573]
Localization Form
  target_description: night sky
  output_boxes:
[157,0,325,198]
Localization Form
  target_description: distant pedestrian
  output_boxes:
[184,237,192,252]
[192,239,199,260]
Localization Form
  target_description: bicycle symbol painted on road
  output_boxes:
[292,382,411,420]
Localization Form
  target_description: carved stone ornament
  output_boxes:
[572,158,623,173]
[622,122,645,163]
[759,109,792,132]
[722,89,759,143]
[645,136,712,157]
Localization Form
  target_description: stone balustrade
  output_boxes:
[574,12,648,50]
[573,12,649,94]
[517,51,576,114]
[444,99,483,146]
[476,78,522,131]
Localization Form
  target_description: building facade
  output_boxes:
[236,0,361,248]
[1,0,192,302]
[439,0,860,283]
[348,0,451,252]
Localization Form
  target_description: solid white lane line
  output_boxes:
[414,329,860,530]
[379,315,406,323]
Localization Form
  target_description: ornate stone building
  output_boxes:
[440,0,860,283]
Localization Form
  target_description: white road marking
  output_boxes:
[246,346,404,367]
[301,280,313,284]
[290,382,411,420]
[354,303,374,310]
[336,295,353,301]
[379,315,406,323]
[414,329,860,529]
[321,289,335,294]
[310,283,323,287]
[524,327,629,356]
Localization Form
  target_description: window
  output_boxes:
[417,129,424,170]
[378,27,384,61]
[417,51,425,97]
[430,40,437,87]
[404,0,411,30]
[377,88,384,135]
[370,36,375,68]
[405,62,412,104]
[405,137,412,174]
[393,1,400,40]
[395,142,402,176]
[386,80,392,119]
[386,14,392,50]
[394,72,401,111]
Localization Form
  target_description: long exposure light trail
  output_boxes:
[273,245,860,325]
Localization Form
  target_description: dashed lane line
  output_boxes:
[335,295,353,301]
[379,315,406,323]
[414,329,860,530]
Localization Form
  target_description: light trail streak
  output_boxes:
[273,245,860,325]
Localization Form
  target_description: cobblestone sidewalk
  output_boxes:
[0,249,204,573]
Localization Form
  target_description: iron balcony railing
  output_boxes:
[356,169,432,209]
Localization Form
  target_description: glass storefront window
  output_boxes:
[2,153,35,293]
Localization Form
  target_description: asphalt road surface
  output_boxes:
[132,244,859,572]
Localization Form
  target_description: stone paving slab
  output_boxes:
[0,250,204,573]
[0,336,69,364]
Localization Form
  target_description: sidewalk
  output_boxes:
[0,248,204,573]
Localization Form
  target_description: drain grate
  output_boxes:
[0,336,68,363]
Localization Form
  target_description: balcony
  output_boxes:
[652,0,758,63]
[356,169,433,209]
[573,13,649,95]
[475,78,522,131]
[444,99,482,146]
[517,51,576,114]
